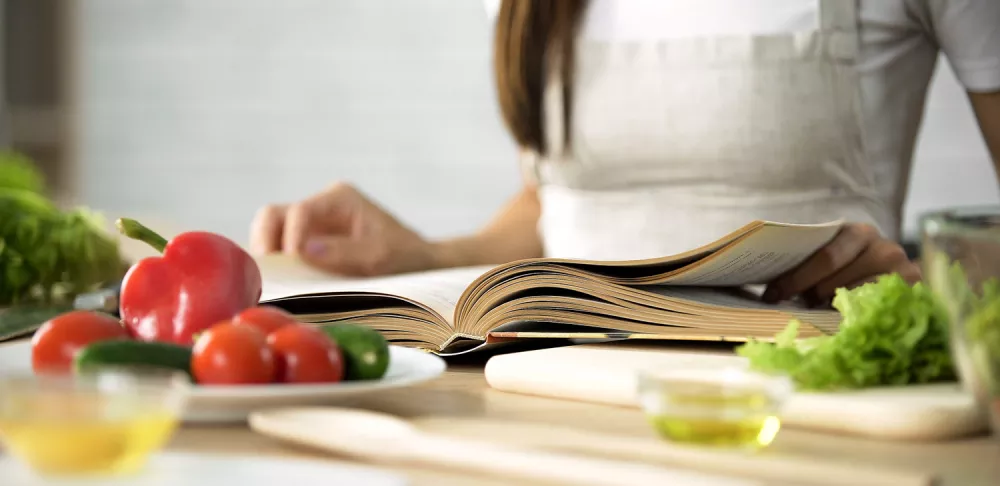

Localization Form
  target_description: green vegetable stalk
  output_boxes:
[116,217,168,253]
[737,274,955,391]
[0,151,125,305]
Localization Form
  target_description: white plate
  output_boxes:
[0,340,446,423]
[0,451,408,486]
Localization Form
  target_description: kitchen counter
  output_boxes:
[3,218,997,484]
[167,360,1000,485]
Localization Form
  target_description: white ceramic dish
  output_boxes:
[0,340,446,423]
[0,451,408,486]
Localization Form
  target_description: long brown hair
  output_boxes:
[493,1,587,156]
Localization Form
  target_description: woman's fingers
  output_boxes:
[281,201,314,257]
[299,235,391,277]
[763,224,878,303]
[807,264,919,308]
[808,240,912,300]
[280,183,359,256]
[762,223,920,305]
[249,204,287,255]
[250,181,429,278]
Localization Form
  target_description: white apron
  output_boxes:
[529,0,890,261]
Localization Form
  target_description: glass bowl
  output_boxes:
[637,366,793,450]
[0,367,191,477]
[922,206,1000,441]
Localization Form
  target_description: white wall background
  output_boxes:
[903,64,1000,239]
[72,0,522,244]
[71,0,998,245]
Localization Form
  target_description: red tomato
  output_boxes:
[192,322,276,385]
[266,325,344,384]
[233,306,298,336]
[31,311,129,374]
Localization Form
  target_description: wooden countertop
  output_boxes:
[7,218,998,483]
[165,359,1000,485]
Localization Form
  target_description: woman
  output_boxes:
[250,0,1000,305]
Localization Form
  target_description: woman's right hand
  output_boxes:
[250,182,435,277]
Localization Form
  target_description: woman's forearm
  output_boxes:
[970,91,1000,173]
[429,186,543,268]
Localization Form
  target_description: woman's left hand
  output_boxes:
[762,223,921,307]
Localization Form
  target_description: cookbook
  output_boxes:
[259,220,845,356]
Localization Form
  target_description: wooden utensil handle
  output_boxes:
[413,417,934,486]
[248,410,757,485]
[408,434,760,486]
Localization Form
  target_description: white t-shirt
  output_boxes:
[484,0,1000,92]
[484,0,1000,259]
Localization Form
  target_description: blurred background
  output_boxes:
[5,0,999,246]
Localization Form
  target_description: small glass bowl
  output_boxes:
[637,366,793,450]
[0,367,191,477]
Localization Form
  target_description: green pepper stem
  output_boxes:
[116,218,169,253]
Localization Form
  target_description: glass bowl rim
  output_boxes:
[921,205,1000,237]
[636,366,794,395]
[0,366,193,395]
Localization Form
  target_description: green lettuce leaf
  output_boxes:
[736,273,955,391]
[0,151,45,194]
[0,153,124,305]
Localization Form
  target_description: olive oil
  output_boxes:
[643,384,785,449]
[649,414,782,449]
[0,411,178,476]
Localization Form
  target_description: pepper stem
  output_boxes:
[116,218,169,253]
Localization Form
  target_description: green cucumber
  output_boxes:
[319,324,390,381]
[74,340,193,377]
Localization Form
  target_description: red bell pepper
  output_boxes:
[116,218,262,345]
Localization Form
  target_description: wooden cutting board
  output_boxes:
[483,342,989,442]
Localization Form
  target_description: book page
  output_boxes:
[463,220,841,285]
[656,222,841,286]
[258,259,496,326]
[257,254,347,301]
[643,286,826,313]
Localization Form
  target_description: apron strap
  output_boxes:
[525,49,569,185]
[519,149,543,186]
[820,0,859,61]
[543,68,567,160]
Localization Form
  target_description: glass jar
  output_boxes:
[922,206,1000,440]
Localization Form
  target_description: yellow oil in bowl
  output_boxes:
[0,410,178,475]
[0,368,189,477]
[638,367,791,450]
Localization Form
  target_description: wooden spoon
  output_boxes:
[412,416,935,486]
[248,407,762,486]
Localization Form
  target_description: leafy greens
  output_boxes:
[0,151,124,305]
[736,273,956,391]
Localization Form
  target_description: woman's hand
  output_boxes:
[762,223,921,306]
[250,182,434,277]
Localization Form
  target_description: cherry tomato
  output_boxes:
[266,325,344,384]
[233,306,298,336]
[31,311,129,374]
[192,322,275,385]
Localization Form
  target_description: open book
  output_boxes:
[259,220,846,356]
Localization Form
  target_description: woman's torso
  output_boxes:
[489,0,968,260]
